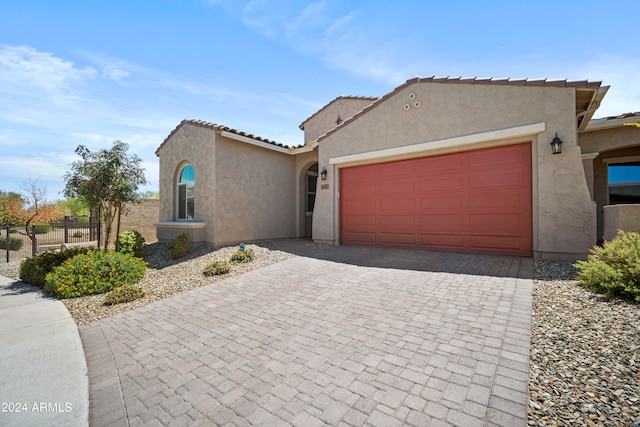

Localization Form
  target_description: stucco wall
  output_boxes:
[157,124,216,223]
[303,98,377,144]
[579,127,640,240]
[579,125,640,153]
[213,135,297,245]
[157,124,300,245]
[313,82,596,259]
[603,204,640,241]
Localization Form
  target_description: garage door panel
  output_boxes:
[340,142,532,256]
[378,161,415,178]
[379,233,416,245]
[345,215,377,226]
[468,145,525,166]
[343,181,375,197]
[380,215,416,225]
[420,213,465,227]
[419,234,465,248]
[419,195,464,209]
[379,181,414,194]
[343,167,375,183]
[418,176,465,192]
[345,199,376,212]
[467,212,528,230]
[417,155,464,173]
[468,192,528,209]
[380,198,415,210]
[468,171,524,190]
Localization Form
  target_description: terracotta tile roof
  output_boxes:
[402,75,603,88]
[598,111,640,121]
[156,118,302,156]
[299,95,379,130]
[315,76,604,142]
[583,111,640,132]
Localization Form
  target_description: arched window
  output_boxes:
[177,165,195,219]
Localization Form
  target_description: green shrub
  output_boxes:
[230,245,255,264]
[73,230,83,238]
[203,260,231,276]
[104,284,146,305]
[19,247,92,287]
[33,223,51,234]
[574,230,640,302]
[118,230,145,257]
[44,250,147,299]
[170,233,189,259]
[0,236,24,251]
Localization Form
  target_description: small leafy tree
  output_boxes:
[63,140,147,250]
[1,181,62,247]
[0,191,25,226]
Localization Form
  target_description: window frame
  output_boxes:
[177,164,195,220]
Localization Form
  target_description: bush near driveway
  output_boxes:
[203,260,232,276]
[20,247,92,287]
[169,233,189,259]
[104,284,146,305]
[574,230,640,302]
[230,245,255,264]
[117,230,146,257]
[45,250,147,299]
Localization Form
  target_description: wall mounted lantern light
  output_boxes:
[550,133,563,155]
[320,167,328,181]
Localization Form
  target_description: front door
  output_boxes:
[305,163,319,237]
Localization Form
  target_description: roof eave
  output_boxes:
[576,86,609,132]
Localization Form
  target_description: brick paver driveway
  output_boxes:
[80,243,533,426]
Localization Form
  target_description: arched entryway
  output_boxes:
[303,163,318,237]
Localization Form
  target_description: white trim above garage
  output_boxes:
[329,122,546,167]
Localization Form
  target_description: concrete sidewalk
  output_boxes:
[0,274,89,427]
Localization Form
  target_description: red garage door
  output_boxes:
[340,142,532,256]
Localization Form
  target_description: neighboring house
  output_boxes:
[155,76,640,260]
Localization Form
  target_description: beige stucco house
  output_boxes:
[155,76,640,260]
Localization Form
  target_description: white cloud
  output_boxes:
[0,45,97,108]
[238,1,417,86]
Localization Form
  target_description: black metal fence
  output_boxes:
[1,215,97,263]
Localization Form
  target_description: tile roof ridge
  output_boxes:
[599,111,640,121]
[157,117,302,156]
[403,75,602,88]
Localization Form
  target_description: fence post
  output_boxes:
[64,216,69,244]
[31,224,37,257]
[5,226,9,263]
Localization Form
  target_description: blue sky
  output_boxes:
[1,0,639,200]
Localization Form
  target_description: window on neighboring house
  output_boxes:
[608,161,640,204]
[178,165,195,219]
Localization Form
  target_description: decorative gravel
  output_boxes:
[0,242,294,325]
[529,260,640,426]
[1,246,638,425]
